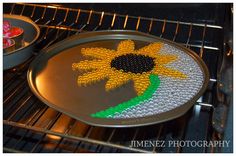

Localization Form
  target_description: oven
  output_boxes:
[3,3,233,153]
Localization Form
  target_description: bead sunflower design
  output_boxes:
[72,40,187,118]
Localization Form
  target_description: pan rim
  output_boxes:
[27,30,209,128]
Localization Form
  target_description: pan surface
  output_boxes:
[3,14,40,70]
[28,30,209,127]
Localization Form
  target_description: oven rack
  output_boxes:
[10,3,222,52]
[3,3,224,153]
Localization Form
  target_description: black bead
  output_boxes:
[111,54,155,74]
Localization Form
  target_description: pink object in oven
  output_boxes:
[3,21,23,38]
[3,21,11,33]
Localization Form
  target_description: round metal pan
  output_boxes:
[3,14,40,70]
[27,30,209,127]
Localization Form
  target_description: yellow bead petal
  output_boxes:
[74,60,108,71]
[78,69,109,86]
[154,66,187,79]
[136,42,163,57]
[81,47,115,59]
[155,55,177,65]
[105,70,131,91]
[132,74,150,95]
[117,40,135,54]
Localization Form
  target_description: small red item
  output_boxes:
[10,27,23,37]
[3,38,13,49]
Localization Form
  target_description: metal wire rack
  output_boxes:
[3,3,225,153]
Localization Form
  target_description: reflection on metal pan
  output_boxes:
[27,30,209,127]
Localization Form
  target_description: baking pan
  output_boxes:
[3,14,40,70]
[27,30,209,127]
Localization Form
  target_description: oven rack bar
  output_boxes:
[36,24,220,51]
[3,147,25,153]
[14,3,223,29]
[4,120,151,153]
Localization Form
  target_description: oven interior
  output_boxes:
[3,3,233,153]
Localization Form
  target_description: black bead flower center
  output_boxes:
[111,54,155,74]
